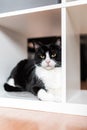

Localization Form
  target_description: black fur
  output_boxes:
[4,59,45,95]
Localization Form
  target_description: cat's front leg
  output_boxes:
[37,89,56,102]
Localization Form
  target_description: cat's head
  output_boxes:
[34,40,61,70]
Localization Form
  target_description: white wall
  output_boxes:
[0,26,27,85]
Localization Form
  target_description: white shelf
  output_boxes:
[0,1,87,116]
[0,4,62,18]
[0,8,61,38]
[69,90,87,104]
[0,97,87,116]
[67,4,87,34]
[0,83,38,100]
[65,0,87,7]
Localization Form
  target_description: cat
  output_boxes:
[4,39,62,102]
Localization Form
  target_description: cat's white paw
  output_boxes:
[38,89,58,102]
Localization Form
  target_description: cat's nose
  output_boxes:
[46,60,50,64]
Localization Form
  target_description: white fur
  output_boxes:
[38,89,61,102]
[7,78,15,87]
[36,66,62,102]
[37,89,55,101]
[41,52,56,70]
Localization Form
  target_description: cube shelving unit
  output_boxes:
[0,0,87,116]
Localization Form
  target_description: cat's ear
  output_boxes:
[28,42,35,49]
[33,41,42,50]
[27,40,42,52]
[55,38,61,48]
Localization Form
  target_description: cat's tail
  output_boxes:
[4,83,23,92]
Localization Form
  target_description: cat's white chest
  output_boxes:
[35,66,62,97]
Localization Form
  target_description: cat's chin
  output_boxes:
[43,66,55,70]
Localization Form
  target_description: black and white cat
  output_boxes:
[4,40,62,102]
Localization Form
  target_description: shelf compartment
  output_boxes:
[66,4,87,105]
[0,8,63,103]
[0,9,61,38]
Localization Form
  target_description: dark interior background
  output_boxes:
[80,35,87,90]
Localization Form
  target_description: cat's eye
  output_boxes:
[51,53,56,58]
[40,55,45,59]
